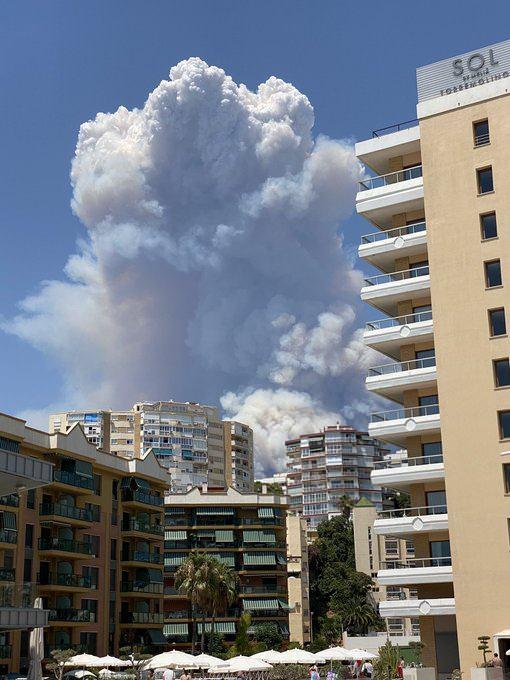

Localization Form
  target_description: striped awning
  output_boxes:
[197,529,216,538]
[210,553,235,567]
[243,530,275,543]
[2,512,16,531]
[164,554,187,567]
[198,621,235,634]
[243,552,276,566]
[258,507,274,518]
[243,598,279,611]
[196,507,234,515]
[164,623,188,636]
[165,530,187,540]
[215,530,234,542]
[277,599,290,610]
[166,507,186,515]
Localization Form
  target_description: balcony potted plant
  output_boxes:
[470,636,504,680]
[403,642,435,680]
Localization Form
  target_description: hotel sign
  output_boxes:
[417,39,510,102]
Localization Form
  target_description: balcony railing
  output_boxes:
[378,504,447,519]
[240,585,286,594]
[368,356,436,377]
[371,403,439,423]
[39,502,93,522]
[37,573,93,589]
[365,310,432,331]
[120,581,163,594]
[374,454,443,469]
[53,469,94,491]
[474,132,490,147]
[120,612,164,624]
[0,531,17,545]
[361,221,426,244]
[358,165,422,191]
[0,645,11,658]
[380,557,451,569]
[0,568,15,582]
[372,119,419,138]
[122,551,163,565]
[48,608,93,622]
[0,494,19,508]
[0,583,35,608]
[38,537,93,555]
[122,489,163,507]
[165,610,190,619]
[123,519,164,536]
[364,265,429,287]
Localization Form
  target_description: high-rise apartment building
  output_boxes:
[285,425,386,539]
[286,515,311,646]
[357,38,510,677]
[51,401,227,491]
[223,421,254,492]
[0,411,169,674]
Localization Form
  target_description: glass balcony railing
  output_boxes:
[120,581,163,595]
[365,310,432,332]
[120,612,164,624]
[53,469,94,491]
[38,537,93,555]
[48,608,93,622]
[240,585,286,594]
[361,221,426,244]
[122,489,163,507]
[39,502,93,522]
[374,453,443,469]
[378,504,447,519]
[121,551,163,565]
[0,531,17,545]
[380,557,451,569]
[122,519,164,536]
[0,494,19,508]
[37,573,93,589]
[358,165,422,191]
[368,356,436,377]
[165,610,190,619]
[371,404,439,423]
[364,265,429,287]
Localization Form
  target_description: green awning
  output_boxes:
[258,507,274,518]
[243,530,275,543]
[164,554,187,567]
[165,530,187,540]
[243,598,279,611]
[276,553,287,565]
[210,553,235,567]
[197,529,216,538]
[215,530,234,542]
[164,623,188,636]
[166,507,186,514]
[2,512,16,531]
[278,599,290,610]
[198,621,236,634]
[147,629,167,645]
[243,552,276,566]
[196,507,234,515]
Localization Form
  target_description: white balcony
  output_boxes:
[380,597,455,618]
[364,310,433,360]
[355,122,420,175]
[361,266,430,316]
[371,454,445,489]
[0,448,53,496]
[378,558,453,586]
[356,166,424,228]
[374,505,448,537]
[369,404,440,446]
[366,357,437,402]
[359,222,427,270]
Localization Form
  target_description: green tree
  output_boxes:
[373,639,400,680]
[227,612,254,657]
[252,621,283,650]
[46,649,76,680]
[254,481,283,495]
[175,551,210,653]
[210,561,239,637]
[205,631,226,657]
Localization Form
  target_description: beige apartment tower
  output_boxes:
[223,421,254,492]
[357,39,510,678]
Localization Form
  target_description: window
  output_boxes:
[26,489,35,510]
[23,558,32,582]
[503,464,510,494]
[425,490,446,514]
[422,441,443,462]
[110,539,117,561]
[498,411,510,439]
[494,359,510,387]
[430,540,451,562]
[24,524,34,549]
[474,119,490,146]
[485,260,502,288]
[489,308,506,337]
[415,348,435,367]
[481,212,497,240]
[84,535,100,557]
[82,566,99,589]
[477,166,494,194]
[409,260,429,278]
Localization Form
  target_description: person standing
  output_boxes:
[162,667,175,680]
[493,654,503,668]
[363,661,373,678]
[397,658,405,679]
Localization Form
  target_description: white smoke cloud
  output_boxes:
[2,57,373,470]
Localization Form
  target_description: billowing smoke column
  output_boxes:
[3,58,375,474]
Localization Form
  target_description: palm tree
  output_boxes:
[342,599,380,633]
[175,552,210,653]
[210,561,239,638]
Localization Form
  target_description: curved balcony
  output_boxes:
[356,123,420,175]
[371,454,444,488]
[379,597,455,618]
[369,404,440,445]
[356,166,424,227]
[378,557,453,586]
[359,222,427,269]
[361,266,430,316]
[366,356,436,401]
[364,310,433,359]
[374,504,448,537]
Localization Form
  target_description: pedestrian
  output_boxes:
[397,658,405,679]
[309,664,320,680]
[162,667,175,680]
[181,670,192,680]
[355,659,363,679]
[493,654,503,668]
[363,661,373,678]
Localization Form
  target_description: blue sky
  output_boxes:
[1,0,510,419]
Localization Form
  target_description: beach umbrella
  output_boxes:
[27,597,44,680]
[98,656,131,668]
[64,672,96,679]
[251,650,285,664]
[193,654,222,668]
[67,655,104,668]
[278,649,326,665]
[144,650,200,670]
[348,649,378,660]
[317,647,354,661]
[98,671,114,678]
[208,655,273,673]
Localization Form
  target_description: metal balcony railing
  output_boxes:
[374,454,443,469]
[371,403,439,423]
[0,531,17,545]
[48,608,93,622]
[0,583,36,608]
[120,581,163,594]
[368,356,436,377]
[358,165,422,191]
[474,132,490,146]
[39,502,93,522]
[0,645,11,658]
[372,119,419,138]
[361,221,426,244]
[165,610,189,619]
[364,265,429,287]
[121,551,163,565]
[0,495,19,508]
[120,611,164,624]
[240,585,286,594]
[0,568,15,582]
[365,309,432,331]
[122,489,163,507]
[53,469,94,491]
[378,504,447,519]
[380,557,451,569]
[38,537,93,555]
[37,573,93,589]
[123,519,164,536]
